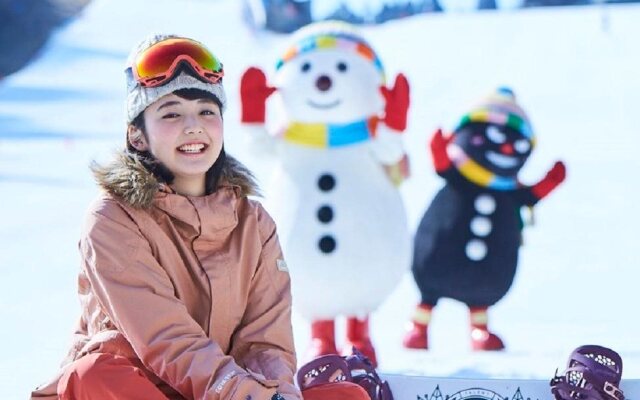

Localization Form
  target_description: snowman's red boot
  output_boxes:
[469,306,505,351]
[402,303,432,349]
[343,316,378,367]
[307,320,339,361]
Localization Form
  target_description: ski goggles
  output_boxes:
[131,37,224,88]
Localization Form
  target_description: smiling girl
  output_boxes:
[31,34,301,400]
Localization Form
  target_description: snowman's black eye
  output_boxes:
[301,62,311,73]
[337,62,348,72]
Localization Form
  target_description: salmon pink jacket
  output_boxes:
[31,152,301,400]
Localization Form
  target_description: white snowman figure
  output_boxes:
[240,21,411,366]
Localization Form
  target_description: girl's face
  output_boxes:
[130,93,223,195]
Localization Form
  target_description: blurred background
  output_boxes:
[2,0,638,78]
[2,0,639,399]
[242,0,635,32]
[0,0,89,78]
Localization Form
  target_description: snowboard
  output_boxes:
[381,374,640,400]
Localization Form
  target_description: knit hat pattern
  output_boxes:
[456,87,534,139]
[125,34,227,123]
[275,21,386,84]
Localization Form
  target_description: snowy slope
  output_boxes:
[1,0,639,398]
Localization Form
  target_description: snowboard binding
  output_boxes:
[550,345,624,400]
[297,347,393,400]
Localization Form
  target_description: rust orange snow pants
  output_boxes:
[58,353,170,399]
[57,352,370,400]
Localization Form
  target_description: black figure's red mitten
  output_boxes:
[430,128,453,172]
[380,73,410,132]
[532,161,566,199]
[240,67,276,123]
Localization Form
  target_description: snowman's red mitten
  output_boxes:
[531,161,566,199]
[430,128,453,172]
[240,67,276,123]
[380,73,410,132]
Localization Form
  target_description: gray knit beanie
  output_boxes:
[125,34,227,124]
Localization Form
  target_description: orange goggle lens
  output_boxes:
[133,38,223,88]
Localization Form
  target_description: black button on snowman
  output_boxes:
[316,204,334,224]
[317,174,337,253]
[404,87,566,351]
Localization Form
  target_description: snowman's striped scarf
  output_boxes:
[281,117,379,148]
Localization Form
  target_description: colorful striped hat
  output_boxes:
[275,21,386,84]
[455,87,534,141]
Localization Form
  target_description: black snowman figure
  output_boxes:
[403,88,566,350]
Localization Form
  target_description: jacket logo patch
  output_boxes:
[215,370,237,393]
[276,259,289,272]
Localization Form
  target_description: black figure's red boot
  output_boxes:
[469,306,505,351]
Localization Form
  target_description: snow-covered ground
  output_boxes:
[2,0,639,398]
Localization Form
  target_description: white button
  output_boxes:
[474,194,496,215]
[466,239,487,261]
[470,216,492,237]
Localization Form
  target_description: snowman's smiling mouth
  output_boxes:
[486,151,519,168]
[307,99,342,109]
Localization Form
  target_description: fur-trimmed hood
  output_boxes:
[91,151,259,209]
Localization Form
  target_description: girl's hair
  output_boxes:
[127,88,226,195]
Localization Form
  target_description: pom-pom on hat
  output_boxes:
[275,21,386,84]
[455,87,534,141]
[125,34,227,124]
